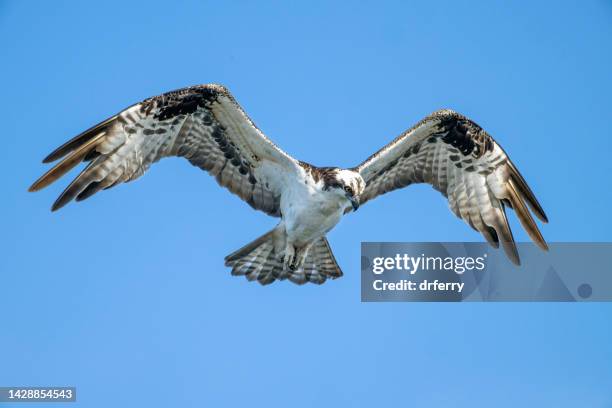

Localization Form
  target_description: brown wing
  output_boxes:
[355,109,548,264]
[29,84,300,216]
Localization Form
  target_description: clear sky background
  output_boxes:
[1,1,612,407]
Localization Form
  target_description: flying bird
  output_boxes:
[30,84,548,285]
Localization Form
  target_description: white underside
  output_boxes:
[258,162,350,248]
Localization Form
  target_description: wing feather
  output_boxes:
[355,109,548,264]
[30,84,299,216]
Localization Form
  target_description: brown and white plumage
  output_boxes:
[30,84,548,285]
[30,84,344,284]
[355,109,548,264]
[29,84,297,216]
[225,229,342,285]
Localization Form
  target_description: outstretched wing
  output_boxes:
[355,109,548,264]
[30,84,300,216]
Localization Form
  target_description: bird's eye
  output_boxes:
[344,185,353,194]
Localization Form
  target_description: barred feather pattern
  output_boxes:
[356,109,548,264]
[226,236,342,285]
[29,84,298,215]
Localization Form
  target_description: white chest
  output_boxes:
[280,178,347,245]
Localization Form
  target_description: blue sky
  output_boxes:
[1,1,612,406]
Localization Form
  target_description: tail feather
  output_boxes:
[225,230,343,285]
[300,237,343,284]
[226,229,282,285]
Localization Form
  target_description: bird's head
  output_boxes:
[323,168,365,212]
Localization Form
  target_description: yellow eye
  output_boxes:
[344,185,353,194]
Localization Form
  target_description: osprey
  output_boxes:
[30,84,548,285]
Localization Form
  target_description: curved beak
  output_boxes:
[347,194,360,211]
